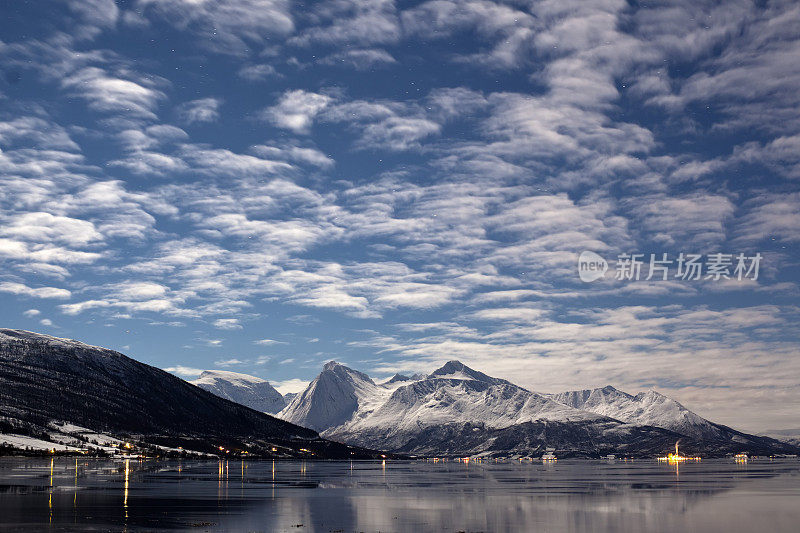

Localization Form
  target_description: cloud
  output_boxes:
[0,282,71,299]
[109,150,190,176]
[290,0,399,47]
[59,299,112,315]
[401,0,535,40]
[138,0,294,55]
[113,282,170,301]
[59,297,186,316]
[200,213,333,253]
[67,0,120,29]
[357,116,440,151]
[2,0,799,433]
[213,318,243,330]
[61,67,166,119]
[315,98,442,150]
[251,143,334,168]
[627,193,736,248]
[23,309,41,317]
[214,358,246,367]
[0,117,80,151]
[271,378,309,394]
[263,90,332,133]
[319,48,396,70]
[364,303,800,430]
[163,365,204,377]
[0,212,102,247]
[254,338,283,345]
[237,63,279,81]
[401,0,537,67]
[177,145,294,177]
[177,98,222,124]
[735,192,800,244]
[732,135,800,180]
[470,307,546,323]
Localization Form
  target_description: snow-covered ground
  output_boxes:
[0,433,83,452]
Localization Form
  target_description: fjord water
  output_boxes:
[0,458,798,532]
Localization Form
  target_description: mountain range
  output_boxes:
[0,329,387,459]
[2,329,795,459]
[265,360,795,458]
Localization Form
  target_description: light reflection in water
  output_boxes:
[74,459,78,511]
[48,457,53,524]
[123,459,129,521]
[2,458,799,533]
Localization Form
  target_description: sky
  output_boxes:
[1,0,799,433]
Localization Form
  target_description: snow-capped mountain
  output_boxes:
[279,361,392,431]
[551,385,722,440]
[191,370,285,414]
[324,361,605,452]
[761,429,800,447]
[379,372,425,390]
[426,360,510,385]
[0,329,387,459]
[279,360,672,456]
[381,373,413,386]
[279,359,798,457]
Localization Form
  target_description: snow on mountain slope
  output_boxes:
[330,373,599,438]
[314,361,603,450]
[551,385,721,440]
[283,392,298,403]
[279,359,798,457]
[381,373,411,385]
[0,329,107,352]
[379,372,425,390]
[426,360,511,386]
[191,370,286,414]
[278,361,392,431]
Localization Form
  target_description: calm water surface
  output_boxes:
[0,457,798,532]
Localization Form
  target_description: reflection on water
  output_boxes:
[0,457,798,532]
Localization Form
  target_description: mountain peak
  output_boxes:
[637,388,665,398]
[323,360,341,371]
[279,360,383,431]
[428,360,509,386]
[430,360,470,375]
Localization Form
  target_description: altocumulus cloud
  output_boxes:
[1,0,799,432]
